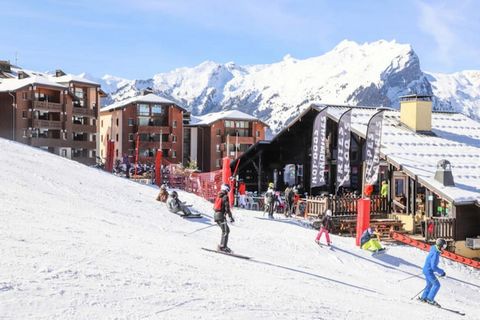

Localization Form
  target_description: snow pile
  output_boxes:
[96,39,480,132]
[0,138,479,319]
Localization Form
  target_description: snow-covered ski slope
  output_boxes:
[0,138,479,320]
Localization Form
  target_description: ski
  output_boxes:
[182,214,203,219]
[416,298,465,316]
[201,247,251,260]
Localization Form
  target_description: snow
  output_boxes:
[1,138,479,319]
[101,93,179,112]
[0,75,66,92]
[190,109,263,126]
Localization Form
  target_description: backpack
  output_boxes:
[213,195,223,211]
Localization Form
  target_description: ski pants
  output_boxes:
[421,271,441,301]
[216,219,230,248]
[361,239,383,251]
[315,227,331,244]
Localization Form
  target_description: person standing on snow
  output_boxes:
[214,184,235,253]
[264,182,276,219]
[418,238,447,307]
[315,209,333,246]
[284,184,294,217]
[238,180,247,208]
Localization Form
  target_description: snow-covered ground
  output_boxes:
[1,138,479,320]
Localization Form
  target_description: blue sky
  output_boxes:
[1,0,479,78]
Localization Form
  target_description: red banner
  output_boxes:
[155,150,162,187]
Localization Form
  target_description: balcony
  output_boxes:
[71,140,96,149]
[72,107,95,117]
[137,126,171,134]
[221,135,255,144]
[31,119,63,129]
[138,141,172,149]
[30,137,65,148]
[32,100,63,112]
[72,124,97,133]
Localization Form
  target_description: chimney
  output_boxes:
[399,94,432,132]
[0,60,11,73]
[18,71,29,79]
[55,69,66,77]
[434,159,455,186]
[142,87,154,96]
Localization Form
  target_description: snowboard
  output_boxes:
[201,247,251,260]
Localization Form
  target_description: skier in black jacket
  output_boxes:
[214,184,235,253]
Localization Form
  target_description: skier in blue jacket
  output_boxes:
[419,238,447,307]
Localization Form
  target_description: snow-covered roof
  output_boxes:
[0,75,67,92]
[101,93,180,112]
[50,74,100,86]
[324,105,480,206]
[189,109,265,126]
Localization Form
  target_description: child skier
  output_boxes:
[156,183,169,203]
[167,191,192,216]
[360,227,385,252]
[214,184,235,253]
[419,238,447,307]
[315,209,333,246]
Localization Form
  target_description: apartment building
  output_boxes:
[99,92,185,165]
[0,61,102,165]
[187,110,268,172]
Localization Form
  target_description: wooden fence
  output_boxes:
[426,217,456,241]
[300,195,388,219]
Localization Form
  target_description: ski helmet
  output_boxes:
[268,182,274,188]
[221,184,230,192]
[160,184,167,190]
[171,191,178,198]
[436,238,447,250]
[325,209,332,217]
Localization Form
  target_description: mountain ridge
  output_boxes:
[87,39,479,132]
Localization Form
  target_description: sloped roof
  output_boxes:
[324,105,480,205]
[189,109,266,126]
[0,75,67,92]
[101,93,182,112]
[50,74,100,86]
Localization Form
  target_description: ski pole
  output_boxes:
[183,224,216,236]
[398,272,423,282]
[410,287,424,300]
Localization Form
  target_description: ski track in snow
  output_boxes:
[0,138,479,319]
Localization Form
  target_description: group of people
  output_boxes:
[156,182,448,307]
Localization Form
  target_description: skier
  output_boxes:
[360,226,385,252]
[264,182,276,218]
[284,184,294,217]
[167,191,192,216]
[214,184,235,253]
[418,238,447,307]
[156,183,169,203]
[315,209,333,246]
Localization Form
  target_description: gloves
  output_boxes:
[439,272,446,277]
[230,217,235,223]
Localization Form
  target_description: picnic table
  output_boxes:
[338,218,404,239]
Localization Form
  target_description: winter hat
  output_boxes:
[221,184,230,192]
[325,209,332,217]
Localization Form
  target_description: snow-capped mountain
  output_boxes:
[93,40,480,132]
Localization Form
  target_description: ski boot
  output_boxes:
[427,300,441,308]
[417,297,427,303]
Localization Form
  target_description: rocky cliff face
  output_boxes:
[92,40,479,132]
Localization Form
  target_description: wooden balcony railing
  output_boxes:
[137,126,171,134]
[426,217,456,241]
[72,124,96,133]
[32,100,63,111]
[31,119,63,129]
[72,107,95,117]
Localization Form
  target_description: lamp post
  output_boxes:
[8,91,16,140]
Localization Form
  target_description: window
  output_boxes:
[116,118,119,126]
[173,120,177,128]
[172,135,176,143]
[162,149,169,157]
[101,150,103,157]
[22,92,28,100]
[101,120,103,128]
[128,118,134,126]
[128,133,134,142]
[138,117,150,126]
[394,176,406,197]
[92,119,96,126]
[216,158,221,168]
[152,104,164,116]
[22,111,27,119]
[101,135,103,142]
[116,149,118,157]
[22,130,27,138]
[137,104,149,116]
[107,134,110,141]
[256,130,260,137]
[172,150,176,158]
[116,134,119,142]
[217,129,221,136]
[216,144,220,152]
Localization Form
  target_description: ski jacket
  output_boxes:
[423,245,445,275]
[285,187,294,202]
[360,228,375,247]
[167,196,181,213]
[264,188,275,204]
[238,183,246,195]
[321,215,334,232]
[214,190,232,222]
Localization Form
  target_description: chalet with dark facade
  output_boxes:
[187,110,268,172]
[0,61,102,165]
[99,92,186,165]
[234,96,480,259]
